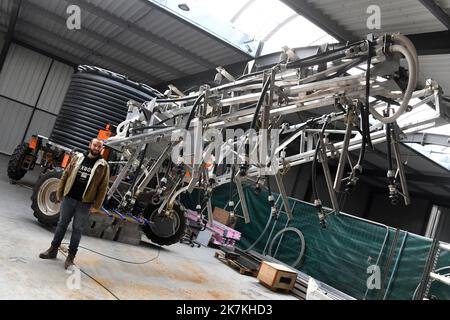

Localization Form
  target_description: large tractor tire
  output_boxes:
[7,143,30,181]
[142,202,186,246]
[31,170,62,226]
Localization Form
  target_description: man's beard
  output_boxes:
[89,149,100,156]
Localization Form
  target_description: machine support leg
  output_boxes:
[392,126,411,205]
[235,175,251,224]
[274,173,293,220]
[319,135,340,213]
[207,198,214,224]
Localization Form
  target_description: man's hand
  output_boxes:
[90,207,99,214]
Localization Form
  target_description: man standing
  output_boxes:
[39,138,110,269]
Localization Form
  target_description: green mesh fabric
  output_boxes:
[181,184,450,300]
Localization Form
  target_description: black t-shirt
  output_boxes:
[66,155,100,201]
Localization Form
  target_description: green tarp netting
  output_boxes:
[181,184,450,300]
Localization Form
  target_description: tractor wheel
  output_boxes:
[7,143,30,181]
[142,202,186,246]
[31,170,62,226]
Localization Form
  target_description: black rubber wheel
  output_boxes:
[31,170,62,226]
[142,202,187,246]
[7,143,30,181]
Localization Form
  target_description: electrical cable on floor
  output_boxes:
[58,243,161,300]
[58,248,121,300]
[80,268,121,300]
[61,242,161,264]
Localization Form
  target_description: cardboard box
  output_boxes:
[213,207,234,227]
[257,261,298,291]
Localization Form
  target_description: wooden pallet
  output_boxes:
[214,251,258,277]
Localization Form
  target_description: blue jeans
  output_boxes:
[51,197,91,255]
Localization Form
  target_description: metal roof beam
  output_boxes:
[418,0,450,30]
[280,0,358,43]
[407,31,450,55]
[70,0,215,69]
[5,12,161,84]
[1,21,77,67]
[0,0,22,72]
[22,1,186,79]
[12,36,78,68]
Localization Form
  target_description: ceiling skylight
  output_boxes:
[151,0,337,57]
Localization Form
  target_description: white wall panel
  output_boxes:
[36,61,73,114]
[24,110,57,142]
[0,97,32,154]
[0,44,52,106]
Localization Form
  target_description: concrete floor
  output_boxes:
[0,155,296,300]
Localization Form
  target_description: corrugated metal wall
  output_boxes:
[419,54,450,96]
[36,61,73,114]
[0,43,74,154]
[0,45,52,105]
[0,98,32,154]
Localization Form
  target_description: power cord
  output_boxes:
[80,267,121,300]
[59,243,161,300]
[61,242,161,265]
[58,247,121,300]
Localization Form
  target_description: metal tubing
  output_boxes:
[333,117,353,192]
[135,144,172,196]
[206,198,214,224]
[318,134,340,213]
[235,174,251,224]
[391,126,411,205]
[274,173,293,220]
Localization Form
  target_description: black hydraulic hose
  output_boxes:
[267,175,272,195]
[288,51,347,69]
[331,56,367,78]
[185,93,206,130]
[355,42,374,166]
[156,116,176,125]
[165,159,172,175]
[384,109,394,171]
[237,40,366,81]
[363,40,373,150]
[250,77,271,130]
[373,95,400,107]
[240,77,271,173]
[288,40,366,66]
[311,139,321,201]
[242,48,340,79]
[356,101,367,166]
[311,119,329,201]
[357,134,366,167]
[229,165,236,207]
